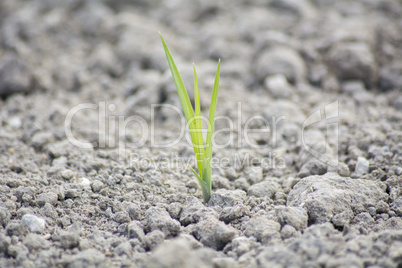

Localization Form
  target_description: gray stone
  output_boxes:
[368,145,389,159]
[209,189,246,207]
[230,236,253,257]
[61,169,74,180]
[244,167,263,185]
[65,189,79,198]
[79,177,91,188]
[298,159,328,178]
[192,219,236,250]
[0,207,11,227]
[376,200,389,214]
[244,216,281,244]
[351,212,374,225]
[211,175,231,190]
[31,132,54,150]
[8,116,22,129]
[114,211,130,223]
[180,196,218,226]
[167,202,182,219]
[21,214,46,233]
[391,197,402,216]
[255,46,306,83]
[0,234,10,254]
[264,74,293,99]
[41,203,57,219]
[247,180,280,199]
[0,56,32,97]
[7,244,28,259]
[5,221,28,237]
[281,225,297,240]
[287,173,388,224]
[91,180,104,193]
[144,206,180,237]
[297,130,333,168]
[114,241,132,256]
[327,162,350,177]
[379,62,402,91]
[125,203,144,220]
[224,167,238,181]
[219,205,249,223]
[332,210,353,227]
[329,42,376,88]
[6,177,21,188]
[355,156,369,175]
[58,216,71,228]
[127,221,145,241]
[60,231,80,249]
[14,187,34,202]
[144,230,165,251]
[36,192,58,206]
[275,206,308,231]
[23,233,50,251]
[234,177,250,191]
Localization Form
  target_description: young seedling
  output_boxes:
[160,33,220,203]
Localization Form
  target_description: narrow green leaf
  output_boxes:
[203,59,220,194]
[193,63,205,178]
[190,166,202,184]
[205,59,221,162]
[190,166,210,203]
[160,33,203,171]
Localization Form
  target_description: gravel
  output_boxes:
[0,0,401,267]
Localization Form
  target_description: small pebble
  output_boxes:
[22,214,46,233]
[43,234,52,240]
[36,192,58,206]
[79,177,91,188]
[9,116,22,128]
[61,169,74,180]
[355,157,369,175]
[91,180,104,193]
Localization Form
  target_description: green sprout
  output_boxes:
[160,33,220,203]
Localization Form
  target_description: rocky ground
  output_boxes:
[0,0,402,267]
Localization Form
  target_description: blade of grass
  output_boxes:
[190,166,210,203]
[202,59,220,194]
[204,60,221,162]
[193,63,205,177]
[160,33,203,173]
